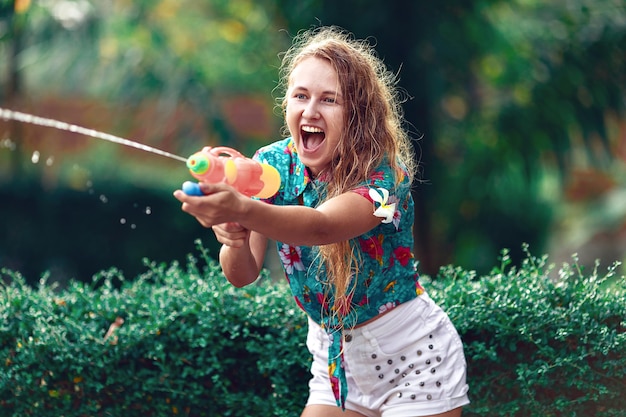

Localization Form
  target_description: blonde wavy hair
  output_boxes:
[278,26,417,321]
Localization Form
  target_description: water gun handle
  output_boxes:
[184,146,280,198]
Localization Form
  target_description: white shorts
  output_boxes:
[305,293,470,417]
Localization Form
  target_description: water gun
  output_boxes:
[182,146,281,199]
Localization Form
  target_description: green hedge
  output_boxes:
[427,245,626,417]
[0,242,310,417]
[1,243,624,416]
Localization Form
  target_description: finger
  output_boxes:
[212,225,248,241]
[216,236,246,248]
[212,229,246,248]
[198,182,233,195]
[173,189,206,204]
[173,186,213,201]
[173,189,187,201]
[220,222,246,233]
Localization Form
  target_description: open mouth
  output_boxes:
[301,125,326,151]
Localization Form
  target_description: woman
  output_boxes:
[174,26,469,417]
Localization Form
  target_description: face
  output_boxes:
[285,57,345,177]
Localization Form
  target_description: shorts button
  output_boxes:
[344,334,352,342]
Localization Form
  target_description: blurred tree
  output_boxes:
[1,0,291,154]
[277,0,626,273]
[0,0,294,282]
[1,0,23,101]
[1,0,624,279]
[433,0,626,271]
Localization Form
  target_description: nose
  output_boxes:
[302,100,320,119]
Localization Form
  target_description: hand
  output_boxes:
[212,222,250,248]
[173,182,247,228]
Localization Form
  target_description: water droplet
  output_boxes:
[31,151,40,164]
[145,206,152,215]
[120,218,126,224]
[46,157,54,166]
[1,138,16,150]
[131,224,137,229]
[99,195,108,203]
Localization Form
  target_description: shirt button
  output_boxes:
[344,334,353,342]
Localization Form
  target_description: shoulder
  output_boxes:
[350,159,413,227]
[352,159,412,203]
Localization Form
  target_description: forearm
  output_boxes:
[237,192,380,246]
[174,184,380,248]
[218,231,267,287]
[238,204,329,246]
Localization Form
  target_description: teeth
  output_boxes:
[302,125,324,133]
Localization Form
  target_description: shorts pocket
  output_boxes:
[363,295,435,356]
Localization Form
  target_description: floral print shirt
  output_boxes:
[253,137,424,408]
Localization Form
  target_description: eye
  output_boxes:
[323,97,336,103]
[294,93,307,100]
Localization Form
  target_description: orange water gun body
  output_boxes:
[183,146,280,199]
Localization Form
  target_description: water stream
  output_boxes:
[0,107,188,163]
